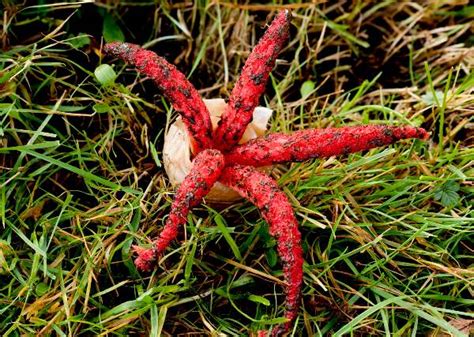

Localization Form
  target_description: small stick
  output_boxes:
[134,149,224,272]
[220,165,303,336]
[213,10,291,151]
[104,42,213,153]
[225,125,429,167]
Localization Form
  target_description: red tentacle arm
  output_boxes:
[134,149,225,272]
[213,10,291,151]
[104,42,213,153]
[225,125,429,167]
[220,165,303,336]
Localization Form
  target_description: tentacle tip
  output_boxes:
[282,8,292,21]
[103,41,122,54]
[103,42,139,61]
[132,245,157,272]
[418,127,430,140]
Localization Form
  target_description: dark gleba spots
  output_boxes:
[383,127,394,138]
[179,86,191,98]
[250,73,264,85]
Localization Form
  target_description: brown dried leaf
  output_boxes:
[20,200,46,221]
[429,318,474,337]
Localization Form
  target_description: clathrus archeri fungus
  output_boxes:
[104,9,428,336]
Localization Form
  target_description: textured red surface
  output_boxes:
[225,125,428,166]
[133,245,157,272]
[213,10,291,151]
[220,165,303,336]
[134,149,225,272]
[104,42,213,153]
[106,10,429,336]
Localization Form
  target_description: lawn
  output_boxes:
[1,1,473,336]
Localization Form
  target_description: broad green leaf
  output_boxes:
[231,275,254,288]
[248,294,270,306]
[35,282,50,296]
[265,248,278,268]
[68,34,91,49]
[93,103,111,113]
[102,13,125,43]
[94,64,116,87]
[434,180,461,208]
[300,80,315,98]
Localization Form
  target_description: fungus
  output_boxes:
[104,9,428,336]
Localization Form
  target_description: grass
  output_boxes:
[1,1,473,336]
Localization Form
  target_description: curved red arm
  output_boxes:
[134,149,224,272]
[213,10,291,151]
[104,42,213,153]
[225,125,428,167]
[220,165,303,336]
